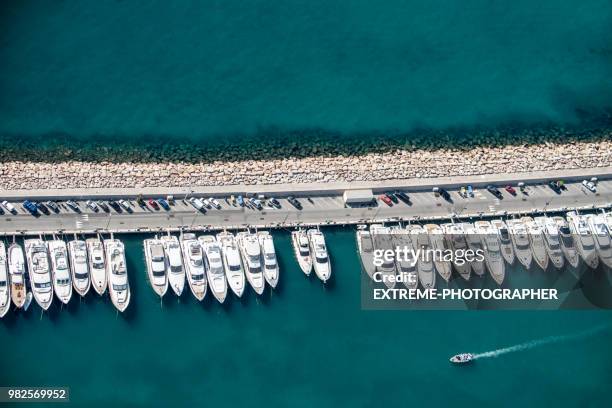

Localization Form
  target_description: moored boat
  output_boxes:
[25,239,53,310]
[144,237,168,298]
[424,223,452,283]
[86,238,107,295]
[521,217,549,271]
[180,233,207,301]
[534,217,565,269]
[291,229,312,276]
[475,221,505,285]
[199,235,227,303]
[391,226,418,289]
[442,223,471,281]
[104,239,130,312]
[505,219,533,269]
[47,239,72,304]
[68,240,91,297]
[257,231,279,289]
[585,214,612,269]
[217,231,245,297]
[161,235,185,297]
[370,224,396,289]
[307,229,331,283]
[462,223,486,277]
[490,219,515,265]
[237,231,266,294]
[552,216,580,270]
[408,224,436,288]
[567,212,599,269]
[356,226,376,280]
[0,243,10,318]
[7,243,27,309]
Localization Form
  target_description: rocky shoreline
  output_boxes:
[1,128,611,190]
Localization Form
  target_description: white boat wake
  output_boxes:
[473,324,610,360]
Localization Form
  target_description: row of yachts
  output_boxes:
[357,212,612,289]
[0,227,334,317]
[0,237,128,317]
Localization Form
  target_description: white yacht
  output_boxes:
[292,230,312,276]
[567,212,599,269]
[0,243,9,318]
[237,231,266,294]
[586,214,612,268]
[217,231,245,297]
[7,243,27,309]
[521,217,549,271]
[490,219,515,265]
[441,223,471,281]
[180,233,207,301]
[143,237,168,298]
[307,229,332,283]
[47,239,72,304]
[258,231,279,289]
[552,216,580,269]
[424,224,452,283]
[25,239,53,310]
[104,239,130,312]
[475,221,505,285]
[68,240,91,297]
[462,223,486,277]
[356,226,376,280]
[408,225,436,289]
[391,227,418,289]
[199,235,227,303]
[161,235,185,297]
[370,224,397,289]
[505,219,533,269]
[86,238,107,295]
[534,217,565,269]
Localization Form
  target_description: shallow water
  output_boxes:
[1,230,611,406]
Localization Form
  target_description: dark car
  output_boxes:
[98,201,110,213]
[395,191,411,204]
[287,196,302,210]
[108,200,122,212]
[504,185,516,195]
[66,200,81,212]
[486,185,503,198]
[22,200,39,215]
[45,200,60,213]
[385,192,398,204]
[268,197,281,209]
[548,180,562,194]
[157,198,170,210]
[148,199,159,210]
[36,202,50,215]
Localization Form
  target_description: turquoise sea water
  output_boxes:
[1,231,612,407]
[0,0,611,144]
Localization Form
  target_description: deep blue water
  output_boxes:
[0,0,611,143]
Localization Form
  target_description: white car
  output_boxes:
[209,198,221,209]
[188,197,205,211]
[86,200,99,212]
[582,180,597,192]
[1,200,17,214]
[118,199,131,210]
[202,198,212,209]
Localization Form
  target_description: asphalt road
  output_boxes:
[1,179,611,236]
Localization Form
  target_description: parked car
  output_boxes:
[209,198,221,210]
[166,195,175,205]
[148,199,159,210]
[66,200,80,212]
[486,185,502,198]
[157,198,170,210]
[35,202,49,215]
[467,185,474,197]
[394,191,411,204]
[504,185,516,195]
[379,194,393,206]
[459,186,467,198]
[108,200,122,212]
[98,201,110,213]
[237,195,244,207]
[548,180,561,194]
[118,199,132,212]
[250,198,263,210]
[189,197,206,212]
[86,200,99,212]
[45,200,60,213]
[287,196,302,210]
[22,200,38,215]
[385,192,398,204]
[268,197,281,209]
[1,201,17,214]
[582,180,597,192]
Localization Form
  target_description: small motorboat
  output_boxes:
[450,353,474,364]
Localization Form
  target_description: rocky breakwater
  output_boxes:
[1,129,611,190]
